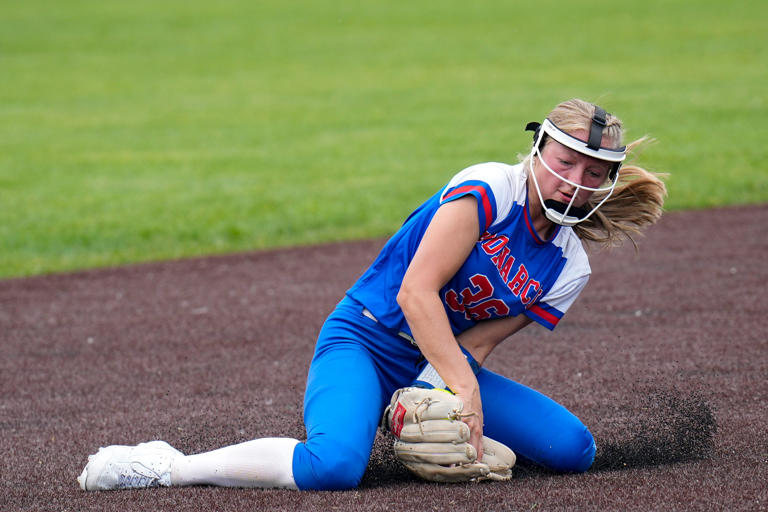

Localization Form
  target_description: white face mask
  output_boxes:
[526,117,627,227]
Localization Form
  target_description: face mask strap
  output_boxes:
[525,121,544,150]
[587,106,607,150]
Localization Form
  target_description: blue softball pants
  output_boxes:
[291,296,595,490]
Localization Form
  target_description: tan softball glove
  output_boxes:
[381,386,516,483]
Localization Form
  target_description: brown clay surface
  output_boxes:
[1,205,766,511]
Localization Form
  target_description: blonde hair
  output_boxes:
[527,98,667,248]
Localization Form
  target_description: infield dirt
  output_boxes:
[1,205,766,511]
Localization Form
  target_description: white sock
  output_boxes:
[170,438,299,489]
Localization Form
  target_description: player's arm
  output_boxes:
[396,195,485,459]
[457,314,533,365]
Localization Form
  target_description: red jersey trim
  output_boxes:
[443,185,494,231]
[528,304,561,328]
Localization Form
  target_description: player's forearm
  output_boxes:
[397,285,485,460]
[397,286,477,394]
[457,314,533,365]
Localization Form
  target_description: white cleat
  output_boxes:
[78,440,183,491]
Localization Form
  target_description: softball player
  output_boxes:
[78,99,666,491]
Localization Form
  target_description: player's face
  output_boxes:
[534,129,613,207]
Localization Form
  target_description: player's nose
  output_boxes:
[567,165,586,187]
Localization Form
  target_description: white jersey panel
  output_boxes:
[440,162,525,231]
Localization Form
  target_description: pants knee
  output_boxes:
[543,425,596,473]
[292,442,368,490]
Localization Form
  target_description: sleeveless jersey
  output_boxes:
[346,162,591,335]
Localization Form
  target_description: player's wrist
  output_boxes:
[412,348,482,391]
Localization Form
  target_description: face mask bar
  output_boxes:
[525,113,627,227]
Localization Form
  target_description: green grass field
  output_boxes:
[1,0,766,278]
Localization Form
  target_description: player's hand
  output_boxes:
[455,385,484,462]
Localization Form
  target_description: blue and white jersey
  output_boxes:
[347,162,591,335]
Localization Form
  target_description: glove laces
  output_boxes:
[412,396,477,435]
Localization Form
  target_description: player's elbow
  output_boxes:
[396,282,434,319]
[395,284,413,313]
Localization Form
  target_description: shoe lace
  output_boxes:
[116,461,164,488]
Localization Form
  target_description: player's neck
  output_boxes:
[532,212,556,240]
